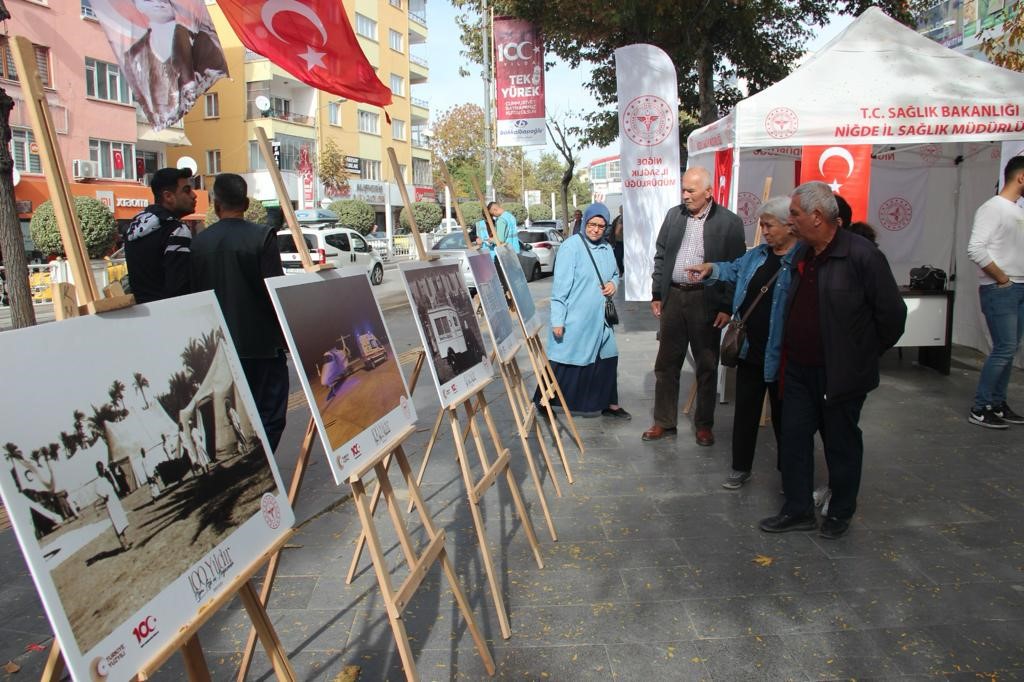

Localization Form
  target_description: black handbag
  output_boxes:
[909,265,947,291]
[581,237,619,326]
[720,268,781,367]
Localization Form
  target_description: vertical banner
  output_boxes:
[799,145,873,222]
[1000,140,1024,208]
[494,18,546,147]
[868,165,930,262]
[615,44,681,301]
[88,0,228,130]
[713,148,734,208]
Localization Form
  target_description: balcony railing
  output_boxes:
[410,54,428,67]
[409,10,427,26]
[246,103,316,126]
[411,96,429,109]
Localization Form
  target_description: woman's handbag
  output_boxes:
[581,237,619,326]
[720,268,782,367]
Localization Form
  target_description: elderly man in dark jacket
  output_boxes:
[760,181,907,540]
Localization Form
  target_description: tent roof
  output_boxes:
[688,7,1024,154]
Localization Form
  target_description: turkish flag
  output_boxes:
[112,149,124,171]
[217,0,393,108]
[713,148,733,208]
[799,145,872,223]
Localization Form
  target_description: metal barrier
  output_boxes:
[365,235,436,262]
[1,259,118,306]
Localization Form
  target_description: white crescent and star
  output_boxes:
[818,146,856,193]
[261,0,329,70]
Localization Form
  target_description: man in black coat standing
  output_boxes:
[643,167,746,446]
[760,181,906,539]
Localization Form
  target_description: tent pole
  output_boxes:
[949,141,964,289]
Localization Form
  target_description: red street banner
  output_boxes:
[799,145,873,222]
[88,0,228,131]
[218,0,392,108]
[713,148,733,208]
[494,17,546,147]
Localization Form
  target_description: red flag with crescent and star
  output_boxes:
[799,145,873,223]
[217,0,392,108]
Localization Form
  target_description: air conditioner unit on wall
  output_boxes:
[72,159,99,179]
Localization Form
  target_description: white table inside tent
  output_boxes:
[895,287,954,375]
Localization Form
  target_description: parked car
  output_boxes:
[431,232,542,289]
[277,227,385,285]
[435,218,461,234]
[517,226,563,274]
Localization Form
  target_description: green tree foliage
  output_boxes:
[328,199,376,233]
[204,198,268,227]
[453,0,928,149]
[528,203,552,220]
[501,202,527,225]
[318,138,351,196]
[429,103,526,200]
[980,5,1024,71]
[400,201,443,232]
[30,197,116,258]
[456,201,487,226]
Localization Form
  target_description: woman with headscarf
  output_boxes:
[687,197,799,489]
[545,203,630,418]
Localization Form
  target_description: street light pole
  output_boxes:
[481,0,494,201]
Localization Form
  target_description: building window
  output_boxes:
[399,164,408,182]
[389,29,403,52]
[248,133,307,171]
[1,38,52,87]
[270,96,291,118]
[206,150,221,174]
[85,58,133,105]
[328,101,341,126]
[136,150,161,178]
[11,128,42,174]
[360,159,382,180]
[413,158,432,186]
[81,0,97,19]
[389,74,404,97]
[358,110,380,134]
[89,138,135,180]
[389,0,401,7]
[392,118,406,141]
[355,13,378,40]
[204,92,219,118]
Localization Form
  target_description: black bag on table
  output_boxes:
[909,265,946,291]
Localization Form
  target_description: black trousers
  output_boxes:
[779,361,865,520]
[731,358,781,473]
[653,287,721,429]
[241,352,289,453]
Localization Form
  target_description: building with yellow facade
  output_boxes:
[168,0,433,230]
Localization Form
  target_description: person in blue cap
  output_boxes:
[545,202,630,419]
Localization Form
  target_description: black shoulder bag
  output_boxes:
[720,267,781,367]
[582,238,619,326]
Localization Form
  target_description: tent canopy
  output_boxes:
[688,7,1024,154]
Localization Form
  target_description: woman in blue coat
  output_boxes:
[546,203,630,418]
[687,197,798,489]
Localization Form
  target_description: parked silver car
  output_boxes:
[517,225,564,274]
[431,232,542,291]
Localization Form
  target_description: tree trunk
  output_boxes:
[696,42,718,125]
[0,87,36,329]
[560,162,573,237]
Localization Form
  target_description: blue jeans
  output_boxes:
[974,283,1024,410]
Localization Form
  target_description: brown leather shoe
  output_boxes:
[641,425,677,441]
[696,427,715,446]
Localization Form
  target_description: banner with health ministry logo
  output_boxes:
[494,18,546,147]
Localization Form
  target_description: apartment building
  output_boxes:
[8,0,206,233]
[916,0,1014,56]
[172,0,433,230]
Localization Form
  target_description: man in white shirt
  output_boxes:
[966,156,1024,429]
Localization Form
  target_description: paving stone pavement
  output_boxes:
[2,279,1022,681]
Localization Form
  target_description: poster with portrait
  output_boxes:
[494,245,543,338]
[0,292,292,682]
[266,269,416,484]
[467,252,522,363]
[400,260,492,408]
[89,0,229,130]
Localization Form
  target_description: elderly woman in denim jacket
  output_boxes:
[687,197,798,489]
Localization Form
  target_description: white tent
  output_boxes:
[179,341,254,458]
[686,7,1024,359]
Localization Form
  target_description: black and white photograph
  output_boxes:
[267,269,416,484]
[400,260,492,407]
[0,293,291,682]
[468,252,521,363]
[495,244,543,337]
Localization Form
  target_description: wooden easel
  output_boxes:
[10,34,296,682]
[348,427,496,680]
[465,178,585,478]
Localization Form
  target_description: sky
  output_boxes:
[421,3,855,167]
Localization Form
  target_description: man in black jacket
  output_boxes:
[124,167,196,303]
[643,167,746,446]
[191,173,288,451]
[760,181,906,539]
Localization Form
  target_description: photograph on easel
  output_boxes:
[400,260,492,407]
[0,293,292,682]
[494,244,543,337]
[266,268,416,484]
[467,252,521,363]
